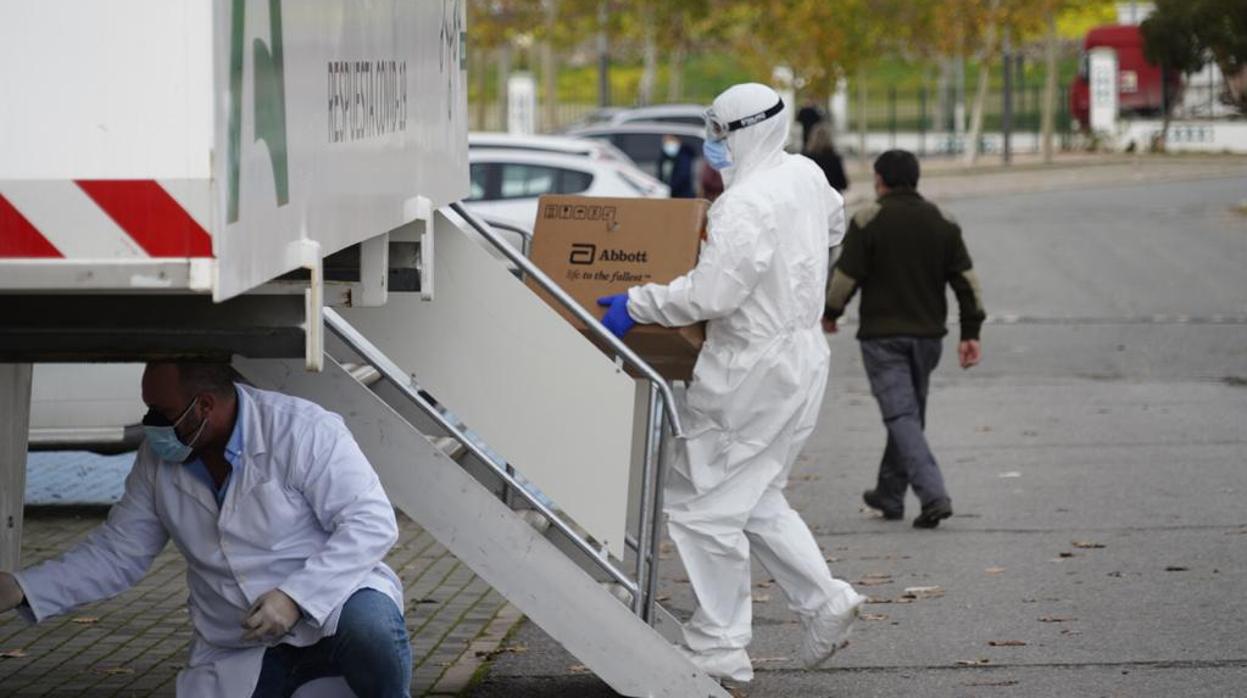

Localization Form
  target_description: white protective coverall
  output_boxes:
[14,385,402,697]
[627,83,863,681]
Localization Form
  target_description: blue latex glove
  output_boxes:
[596,293,636,339]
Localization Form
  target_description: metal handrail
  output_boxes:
[448,202,684,438]
[478,217,534,259]
[323,307,640,597]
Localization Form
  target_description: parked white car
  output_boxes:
[607,104,707,128]
[469,132,636,167]
[464,148,668,230]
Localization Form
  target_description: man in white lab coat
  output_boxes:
[0,362,409,697]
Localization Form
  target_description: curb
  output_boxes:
[426,603,525,696]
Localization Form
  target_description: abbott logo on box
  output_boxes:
[599,249,648,263]
[569,244,649,265]
[569,244,596,265]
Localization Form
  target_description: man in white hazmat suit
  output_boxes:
[597,83,867,683]
[0,362,410,697]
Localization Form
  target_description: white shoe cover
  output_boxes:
[677,644,755,683]
[798,588,867,668]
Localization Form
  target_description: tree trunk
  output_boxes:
[596,0,610,107]
[541,42,557,133]
[541,0,558,133]
[473,47,488,131]
[1040,12,1058,163]
[1215,57,1246,112]
[637,16,657,106]
[497,45,512,132]
[667,42,686,103]
[857,65,868,171]
[963,23,997,166]
[936,57,954,133]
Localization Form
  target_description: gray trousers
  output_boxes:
[860,337,949,512]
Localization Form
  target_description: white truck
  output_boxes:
[0,3,724,696]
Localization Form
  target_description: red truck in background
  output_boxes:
[1070,25,1182,129]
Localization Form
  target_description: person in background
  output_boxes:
[823,150,986,530]
[803,122,849,193]
[796,99,827,149]
[658,133,698,198]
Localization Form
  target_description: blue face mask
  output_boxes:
[703,138,732,170]
[142,397,207,463]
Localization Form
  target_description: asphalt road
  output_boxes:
[472,163,1247,697]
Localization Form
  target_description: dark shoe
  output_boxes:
[862,490,903,520]
[913,499,953,529]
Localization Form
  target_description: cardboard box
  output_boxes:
[526,195,708,381]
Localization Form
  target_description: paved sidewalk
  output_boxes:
[0,510,514,697]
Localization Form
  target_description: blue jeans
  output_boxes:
[251,588,411,698]
[861,337,949,512]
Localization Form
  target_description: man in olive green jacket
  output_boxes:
[823,149,985,529]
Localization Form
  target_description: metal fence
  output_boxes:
[470,81,1078,157]
[835,82,1076,157]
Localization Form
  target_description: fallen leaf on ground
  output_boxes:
[751,656,789,663]
[95,666,135,676]
[655,593,671,603]
[985,566,1007,575]
[865,596,893,604]
[988,640,1027,647]
[568,664,590,674]
[1058,552,1077,558]
[902,585,944,600]
[956,658,991,666]
[1164,566,1189,572]
[856,574,893,587]
[1,649,28,659]
[1071,540,1105,549]
[967,680,1021,687]
[861,613,890,621]
[998,471,1022,478]
[72,616,100,624]
[1038,616,1076,623]
[751,592,771,603]
[755,579,774,588]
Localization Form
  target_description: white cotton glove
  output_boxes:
[0,572,24,613]
[241,588,301,642]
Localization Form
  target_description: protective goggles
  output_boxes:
[703,98,785,141]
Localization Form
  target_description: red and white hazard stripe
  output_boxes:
[0,180,213,259]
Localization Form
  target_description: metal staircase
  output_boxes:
[236,205,727,698]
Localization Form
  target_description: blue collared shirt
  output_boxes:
[184,384,246,507]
